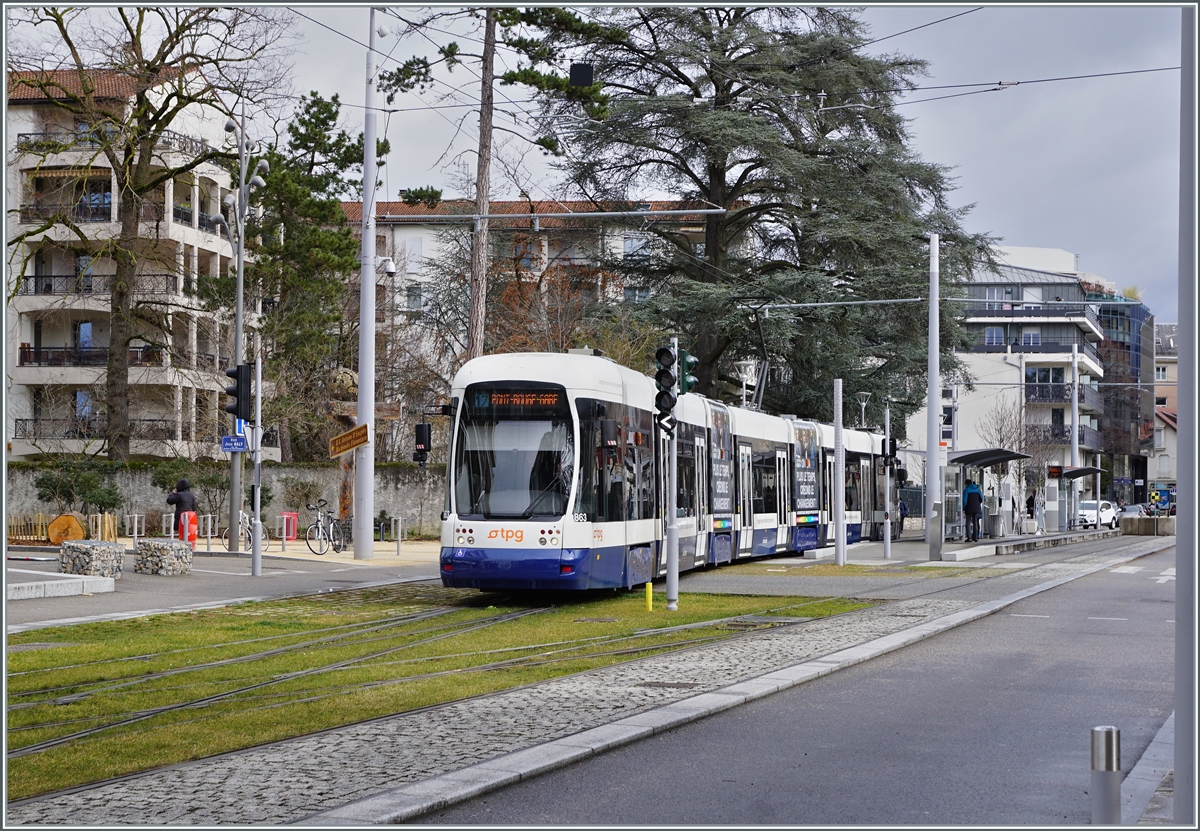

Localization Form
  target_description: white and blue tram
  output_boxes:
[439,352,896,591]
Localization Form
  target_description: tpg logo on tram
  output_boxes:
[487,528,524,543]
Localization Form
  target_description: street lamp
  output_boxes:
[735,360,757,408]
[213,103,268,569]
[855,391,871,428]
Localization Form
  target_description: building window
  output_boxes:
[984,326,1004,346]
[1155,365,1167,381]
[985,287,1012,309]
[1158,454,1171,476]
[405,284,423,313]
[624,286,650,304]
[624,235,649,259]
[1154,428,1165,449]
[1156,396,1168,406]
[1022,327,1041,346]
[1051,408,1064,428]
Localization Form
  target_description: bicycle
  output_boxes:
[222,510,271,552]
[305,499,344,555]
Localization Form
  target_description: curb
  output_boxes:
[1123,712,1175,824]
[297,538,1175,825]
[6,569,115,600]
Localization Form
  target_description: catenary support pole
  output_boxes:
[1071,344,1079,525]
[229,100,248,554]
[926,233,942,560]
[883,397,892,559]
[666,334,680,610]
[834,378,845,566]
[354,9,379,561]
[1175,6,1195,825]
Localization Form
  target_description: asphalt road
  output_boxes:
[422,546,1177,825]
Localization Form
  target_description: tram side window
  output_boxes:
[752,448,777,515]
[677,438,697,518]
[575,398,626,522]
[845,461,861,512]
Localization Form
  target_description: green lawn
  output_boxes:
[7,583,870,801]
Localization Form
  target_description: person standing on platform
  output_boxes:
[962,479,984,543]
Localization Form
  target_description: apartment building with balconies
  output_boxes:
[902,248,1108,510]
[6,69,277,461]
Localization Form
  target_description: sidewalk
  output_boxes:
[5,531,1175,825]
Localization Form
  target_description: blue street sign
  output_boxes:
[221,435,248,453]
[235,418,248,437]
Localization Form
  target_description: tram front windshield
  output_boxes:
[454,386,575,519]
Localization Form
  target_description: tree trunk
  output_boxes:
[465,9,496,362]
[106,190,142,461]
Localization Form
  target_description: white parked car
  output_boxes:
[1077,500,1118,529]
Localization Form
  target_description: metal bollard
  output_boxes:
[1091,726,1121,824]
[199,514,217,553]
[391,516,402,556]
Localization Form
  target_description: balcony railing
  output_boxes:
[198,211,223,233]
[15,272,202,296]
[19,201,112,223]
[16,128,215,156]
[173,204,193,224]
[13,417,177,441]
[962,300,1100,331]
[1024,383,1105,411]
[1026,423,1104,450]
[18,345,165,367]
[971,336,1100,365]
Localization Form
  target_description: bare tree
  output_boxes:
[977,392,1059,500]
[7,7,296,460]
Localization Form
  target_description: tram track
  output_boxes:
[7,608,545,759]
[7,537,1152,783]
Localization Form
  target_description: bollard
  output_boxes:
[126,514,144,550]
[391,516,402,557]
[1091,725,1121,824]
[645,581,653,611]
[198,515,217,553]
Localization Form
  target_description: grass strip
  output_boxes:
[8,585,869,801]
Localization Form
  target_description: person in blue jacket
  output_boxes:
[962,479,984,542]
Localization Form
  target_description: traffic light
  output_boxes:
[654,345,677,436]
[887,437,898,459]
[225,363,251,422]
[678,348,699,393]
[413,422,432,467]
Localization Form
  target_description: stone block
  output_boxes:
[59,539,124,579]
[134,539,193,575]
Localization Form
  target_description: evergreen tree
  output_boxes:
[526,7,996,429]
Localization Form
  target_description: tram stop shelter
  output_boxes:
[945,448,1031,540]
[1057,465,1106,531]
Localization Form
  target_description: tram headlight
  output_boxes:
[456,535,465,544]
[466,536,474,544]
[539,537,547,546]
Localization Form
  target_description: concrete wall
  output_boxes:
[6,463,448,536]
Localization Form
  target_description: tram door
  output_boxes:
[824,453,839,544]
[775,449,789,551]
[737,443,753,556]
[694,436,707,567]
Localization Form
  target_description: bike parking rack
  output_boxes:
[198,514,218,552]
[124,514,144,549]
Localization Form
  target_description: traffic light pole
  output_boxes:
[250,354,262,577]
[666,335,679,611]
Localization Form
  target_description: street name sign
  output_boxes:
[221,435,248,453]
[329,423,369,458]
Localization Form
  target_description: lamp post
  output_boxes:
[213,103,268,558]
[735,360,757,408]
[855,391,871,428]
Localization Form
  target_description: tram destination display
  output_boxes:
[469,388,565,415]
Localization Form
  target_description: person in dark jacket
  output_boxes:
[166,479,197,538]
[962,479,984,542]
[1026,492,1036,519]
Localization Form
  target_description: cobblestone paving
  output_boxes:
[9,540,1165,826]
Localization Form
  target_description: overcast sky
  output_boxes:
[287,5,1186,323]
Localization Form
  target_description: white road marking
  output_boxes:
[1088,617,1128,621]
[1011,614,1050,618]
[1111,566,1145,574]
[1154,575,1176,584]
[1162,568,1176,576]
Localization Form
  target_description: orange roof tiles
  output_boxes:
[8,67,182,102]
